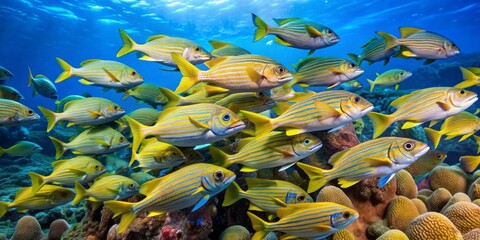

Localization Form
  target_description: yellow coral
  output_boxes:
[394,170,417,199]
[440,192,471,213]
[468,177,480,201]
[385,196,420,232]
[316,186,354,209]
[406,212,462,240]
[443,202,480,234]
[376,229,408,240]
[411,198,428,214]
[425,188,452,212]
[332,229,355,240]
[429,165,471,195]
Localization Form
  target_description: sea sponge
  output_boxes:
[366,220,390,239]
[442,202,480,234]
[440,192,471,213]
[463,228,480,240]
[10,216,45,240]
[47,219,70,240]
[385,196,420,232]
[425,188,452,212]
[316,185,354,208]
[219,225,250,240]
[406,212,462,240]
[331,229,355,240]
[394,170,417,199]
[468,177,480,201]
[376,229,409,240]
[411,198,427,214]
[428,165,470,194]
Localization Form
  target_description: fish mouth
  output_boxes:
[226,120,246,133]
[345,105,374,119]
[309,142,323,152]
[224,175,236,186]
[404,72,413,79]
[414,145,430,159]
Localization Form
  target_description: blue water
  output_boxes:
[1,0,480,112]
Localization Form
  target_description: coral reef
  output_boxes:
[218,225,250,240]
[405,212,462,240]
[394,170,417,199]
[376,229,408,240]
[428,165,471,194]
[440,192,471,213]
[10,216,44,240]
[424,188,452,212]
[442,202,480,234]
[385,196,419,232]
[314,123,359,158]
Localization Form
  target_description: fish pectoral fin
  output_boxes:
[278,162,296,171]
[138,55,156,61]
[191,186,206,196]
[364,157,393,167]
[327,66,343,74]
[68,168,88,176]
[401,49,417,57]
[66,122,76,127]
[298,83,310,88]
[103,68,120,82]
[280,234,301,240]
[248,203,264,211]
[423,59,435,65]
[93,139,111,147]
[305,25,323,38]
[191,195,210,212]
[315,101,342,118]
[240,165,258,172]
[17,208,29,213]
[401,121,423,129]
[428,120,440,127]
[147,210,166,217]
[395,84,399,90]
[337,178,360,188]
[269,146,295,157]
[106,188,120,194]
[327,82,342,89]
[377,173,396,188]
[245,68,262,83]
[78,79,94,85]
[87,110,103,118]
[436,101,451,111]
[188,116,210,129]
[312,225,333,232]
[285,127,307,136]
[274,37,293,46]
[459,133,474,142]
[307,49,315,55]
[327,125,345,133]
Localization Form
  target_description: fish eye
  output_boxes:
[303,139,311,145]
[195,47,200,52]
[26,109,34,116]
[459,90,465,95]
[348,63,356,68]
[343,211,351,219]
[214,170,224,181]
[296,194,306,202]
[128,183,135,188]
[403,142,415,150]
[222,113,231,121]
[400,72,404,76]
[95,165,100,170]
[436,153,443,159]
[353,96,360,103]
[327,29,332,34]
[275,66,286,75]
[119,137,125,142]
[258,92,265,97]
[61,192,68,197]
[131,71,136,76]
[172,151,177,156]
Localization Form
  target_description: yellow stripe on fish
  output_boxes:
[160,87,226,109]
[348,37,398,66]
[215,92,275,113]
[424,111,480,148]
[130,138,185,172]
[297,137,429,192]
[367,69,412,92]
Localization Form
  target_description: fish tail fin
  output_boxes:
[247,212,269,240]
[459,156,480,173]
[0,201,10,218]
[72,181,87,206]
[159,87,181,108]
[367,111,394,138]
[347,53,361,66]
[296,162,330,193]
[454,67,478,89]
[376,31,399,50]
[424,127,442,149]
[129,150,138,167]
[104,200,137,233]
[222,181,245,207]
[28,66,34,87]
[125,116,150,154]
[475,135,480,154]
[171,53,200,93]
[38,106,59,132]
[367,79,375,92]
[117,29,138,57]
[239,110,274,137]
[0,146,5,158]
[48,136,67,159]
[210,146,232,168]
[251,14,269,42]
[121,90,131,100]
[28,172,47,194]
[55,57,74,83]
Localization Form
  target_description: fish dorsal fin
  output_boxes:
[189,116,210,129]
[52,160,68,168]
[399,27,425,38]
[269,146,294,157]
[139,177,165,195]
[147,34,168,42]
[240,166,258,172]
[245,178,277,188]
[274,37,293,47]
[35,74,49,79]
[80,59,101,66]
[273,18,301,26]
[208,40,231,49]
[361,37,378,48]
[328,149,349,165]
[103,68,120,82]
[305,25,323,38]
[155,107,179,124]
[294,57,317,71]
[389,94,411,108]
[204,57,228,68]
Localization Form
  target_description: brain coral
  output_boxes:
[332,229,355,240]
[10,216,45,240]
[442,202,480,234]
[406,212,462,240]
[376,229,409,240]
[385,196,420,232]
[463,228,480,240]
[411,198,428,214]
[440,192,471,213]
[394,170,417,199]
[425,188,452,212]
[468,177,480,201]
[429,165,470,194]
[219,225,250,240]
[316,185,354,209]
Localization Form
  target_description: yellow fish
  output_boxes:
[215,92,275,113]
[172,53,293,94]
[454,67,480,89]
[368,87,478,138]
[117,29,211,67]
[130,138,185,172]
[0,99,40,126]
[297,137,429,192]
[104,163,235,233]
[367,69,412,92]
[248,202,358,240]
[348,37,398,66]
[126,108,160,126]
[122,83,168,108]
[0,141,42,157]
[55,58,143,89]
[28,156,106,193]
[459,155,480,172]
[209,40,251,57]
[404,150,446,181]
[424,111,480,148]
[160,87,226,109]
[0,185,74,218]
[38,97,125,132]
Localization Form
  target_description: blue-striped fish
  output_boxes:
[459,155,480,172]
[454,67,480,89]
[72,175,140,206]
[223,178,313,213]
[0,185,74,218]
[209,40,251,57]
[241,90,373,137]
[117,29,211,67]
[55,95,86,112]
[368,87,478,138]
[127,103,245,151]
[104,163,236,233]
[49,126,130,159]
[38,97,125,132]
[348,37,398,66]
[160,87,226,109]
[0,66,13,81]
[173,53,293,94]
[215,92,275,113]
[0,99,40,126]
[287,57,364,88]
[0,141,42,157]
[28,156,106,193]
[252,14,339,55]
[297,137,429,192]
[0,85,23,101]
[28,67,57,99]
[377,27,460,64]
[55,58,144,89]
[130,138,185,172]
[248,202,358,240]
[130,172,155,185]
[210,131,322,172]
[424,111,480,148]
[122,83,168,108]
[367,69,412,92]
